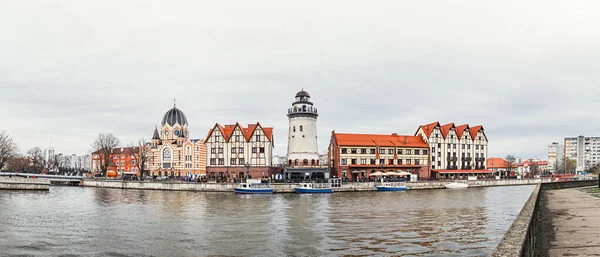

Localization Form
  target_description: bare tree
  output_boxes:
[0,131,18,171]
[5,154,31,172]
[505,155,516,176]
[27,146,45,173]
[91,133,120,176]
[565,159,576,174]
[131,138,149,177]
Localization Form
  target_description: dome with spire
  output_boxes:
[295,90,310,98]
[161,105,188,127]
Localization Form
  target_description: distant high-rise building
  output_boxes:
[548,142,564,173]
[44,147,55,164]
[564,136,600,172]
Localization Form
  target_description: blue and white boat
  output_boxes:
[234,183,274,194]
[375,182,407,191]
[294,183,333,194]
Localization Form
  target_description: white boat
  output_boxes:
[294,183,333,193]
[375,182,407,191]
[234,183,273,194]
[445,182,469,189]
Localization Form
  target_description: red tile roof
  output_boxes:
[440,123,455,139]
[207,122,273,143]
[487,157,510,168]
[455,124,470,138]
[334,132,428,148]
[469,125,483,140]
[415,121,440,137]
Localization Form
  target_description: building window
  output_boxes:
[210,158,216,165]
[235,135,240,142]
[370,149,376,154]
[218,148,224,154]
[453,144,456,149]
[406,159,411,165]
[432,156,435,162]
[462,144,465,149]
[351,148,357,154]
[215,136,219,142]
[437,152,441,157]
[230,159,236,165]
[293,126,296,132]
[388,159,393,165]
[252,147,257,153]
[211,148,216,154]
[231,148,236,153]
[467,145,471,149]
[300,126,303,132]
[397,149,403,154]
[388,149,394,154]
[398,159,403,165]
[341,148,347,154]
[379,159,384,165]
[239,158,245,165]
[481,145,485,150]
[414,150,420,155]
[351,159,357,164]
[476,145,479,150]
[370,159,376,165]
[423,150,428,155]
[361,159,367,165]
[415,159,420,165]
[260,147,265,153]
[379,149,385,154]
[438,143,441,148]
[256,135,261,141]
[447,144,451,148]
[341,159,347,165]
[218,158,224,165]
[239,147,244,153]
[361,149,367,154]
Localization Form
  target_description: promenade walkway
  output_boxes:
[545,187,600,256]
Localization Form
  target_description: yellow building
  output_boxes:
[147,104,206,177]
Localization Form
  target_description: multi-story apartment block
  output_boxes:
[548,142,564,173]
[415,122,489,171]
[205,122,273,179]
[328,131,431,181]
[564,136,600,172]
[92,147,140,175]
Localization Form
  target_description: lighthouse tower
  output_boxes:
[287,89,320,166]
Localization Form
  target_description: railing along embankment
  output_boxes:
[492,179,599,257]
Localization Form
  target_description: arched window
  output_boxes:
[302,105,306,111]
[288,160,292,166]
[293,126,296,132]
[316,160,319,165]
[303,159,309,166]
[294,159,299,166]
[300,125,303,132]
[311,159,315,166]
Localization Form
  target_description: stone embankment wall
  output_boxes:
[0,177,51,190]
[491,179,599,257]
[83,178,549,192]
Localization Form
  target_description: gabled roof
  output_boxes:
[470,125,484,140]
[333,132,428,148]
[487,157,510,168]
[415,121,440,137]
[440,123,455,139]
[455,124,470,138]
[152,125,160,140]
[206,122,273,143]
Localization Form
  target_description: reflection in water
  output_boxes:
[0,185,535,257]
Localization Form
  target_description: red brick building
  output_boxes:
[92,147,141,176]
[328,131,431,181]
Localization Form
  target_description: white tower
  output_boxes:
[287,89,320,166]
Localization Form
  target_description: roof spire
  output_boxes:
[174,98,176,108]
[152,125,160,140]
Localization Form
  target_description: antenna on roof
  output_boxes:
[174,98,176,107]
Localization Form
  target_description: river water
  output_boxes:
[0,185,534,257]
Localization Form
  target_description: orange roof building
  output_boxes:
[92,147,141,176]
[328,131,431,181]
[204,122,274,180]
[415,122,489,177]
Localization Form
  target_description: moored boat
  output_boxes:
[294,183,333,193]
[375,182,407,191]
[234,183,274,194]
[444,182,469,189]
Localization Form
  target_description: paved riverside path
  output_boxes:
[545,187,600,256]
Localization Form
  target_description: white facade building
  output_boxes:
[415,122,489,171]
[564,136,600,172]
[286,90,320,166]
[548,142,564,173]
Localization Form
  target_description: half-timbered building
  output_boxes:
[204,122,274,180]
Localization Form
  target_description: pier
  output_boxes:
[0,176,50,190]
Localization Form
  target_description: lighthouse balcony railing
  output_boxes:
[287,108,318,114]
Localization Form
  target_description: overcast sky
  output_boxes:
[1,1,599,159]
